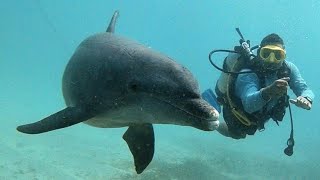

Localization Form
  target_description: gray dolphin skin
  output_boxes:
[16,10,219,174]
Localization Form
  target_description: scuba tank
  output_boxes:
[212,28,259,126]
[216,53,246,97]
[208,28,295,156]
[212,28,259,101]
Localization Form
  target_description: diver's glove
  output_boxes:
[289,96,312,110]
[260,77,290,101]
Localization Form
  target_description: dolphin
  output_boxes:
[16,10,219,174]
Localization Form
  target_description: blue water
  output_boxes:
[1,0,319,179]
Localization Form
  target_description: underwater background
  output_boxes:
[1,0,319,179]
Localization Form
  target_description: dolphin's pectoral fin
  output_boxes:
[17,106,96,134]
[123,123,155,174]
[106,10,120,33]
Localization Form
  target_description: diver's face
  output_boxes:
[258,43,285,70]
[261,58,284,70]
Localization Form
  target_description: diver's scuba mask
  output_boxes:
[259,45,286,63]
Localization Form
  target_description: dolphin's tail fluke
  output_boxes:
[106,10,120,33]
[16,106,96,134]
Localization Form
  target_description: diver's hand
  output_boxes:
[261,77,290,101]
[289,96,312,110]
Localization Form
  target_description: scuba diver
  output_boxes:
[202,29,314,156]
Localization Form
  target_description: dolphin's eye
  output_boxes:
[130,84,138,92]
[180,91,200,99]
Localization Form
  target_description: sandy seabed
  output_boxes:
[1,124,319,180]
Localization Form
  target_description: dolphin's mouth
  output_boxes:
[154,96,220,131]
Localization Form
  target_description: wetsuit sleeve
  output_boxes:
[235,70,268,113]
[287,62,315,100]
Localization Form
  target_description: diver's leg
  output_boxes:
[217,121,246,139]
[219,108,247,139]
[217,121,231,137]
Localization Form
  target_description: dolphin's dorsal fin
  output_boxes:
[106,10,120,33]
